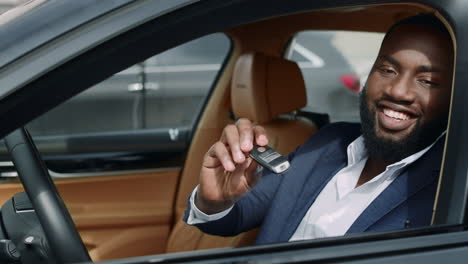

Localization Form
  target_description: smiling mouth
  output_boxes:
[377,105,418,132]
[383,108,411,121]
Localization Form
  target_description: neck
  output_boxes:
[355,157,391,188]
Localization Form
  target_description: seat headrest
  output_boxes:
[231,52,307,124]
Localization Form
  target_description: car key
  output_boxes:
[249,145,290,174]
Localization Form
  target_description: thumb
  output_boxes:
[245,158,261,189]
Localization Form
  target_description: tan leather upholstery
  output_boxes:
[231,52,316,154]
[167,52,318,253]
[231,52,307,124]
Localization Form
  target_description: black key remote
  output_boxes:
[250,145,290,174]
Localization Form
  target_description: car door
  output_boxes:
[0,32,231,261]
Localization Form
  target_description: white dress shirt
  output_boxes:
[187,134,443,241]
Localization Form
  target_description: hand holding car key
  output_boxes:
[197,118,284,214]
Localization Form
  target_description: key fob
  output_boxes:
[249,145,290,174]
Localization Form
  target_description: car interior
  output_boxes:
[0,1,458,263]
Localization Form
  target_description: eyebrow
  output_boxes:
[417,65,442,73]
[378,55,442,73]
[379,55,400,68]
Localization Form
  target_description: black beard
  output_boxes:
[359,87,445,163]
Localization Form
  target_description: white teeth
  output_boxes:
[383,108,410,120]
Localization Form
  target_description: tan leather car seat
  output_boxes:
[166,52,318,253]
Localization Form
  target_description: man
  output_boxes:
[183,14,454,244]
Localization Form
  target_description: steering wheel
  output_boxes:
[5,128,91,263]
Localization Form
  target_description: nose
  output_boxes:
[384,75,416,103]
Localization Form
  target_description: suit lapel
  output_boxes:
[347,139,444,233]
[278,139,349,240]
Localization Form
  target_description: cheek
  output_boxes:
[420,89,451,121]
[366,73,379,98]
[365,75,384,101]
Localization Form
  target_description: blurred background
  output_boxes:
[0,0,26,13]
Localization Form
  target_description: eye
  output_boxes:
[418,79,439,87]
[377,66,396,76]
[381,68,394,74]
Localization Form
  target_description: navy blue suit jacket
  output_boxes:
[183,122,444,245]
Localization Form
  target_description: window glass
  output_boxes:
[144,34,229,128]
[26,33,231,136]
[287,31,384,122]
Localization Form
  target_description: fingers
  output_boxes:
[236,118,254,152]
[244,158,260,188]
[206,142,235,171]
[253,125,268,146]
[223,118,269,150]
[209,118,269,172]
[223,124,245,163]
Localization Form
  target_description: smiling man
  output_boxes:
[358,17,452,187]
[184,14,454,243]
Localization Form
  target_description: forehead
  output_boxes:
[379,24,453,67]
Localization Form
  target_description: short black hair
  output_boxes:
[384,13,451,42]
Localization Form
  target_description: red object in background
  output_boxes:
[340,74,361,94]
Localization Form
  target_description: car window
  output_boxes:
[27,33,229,136]
[144,34,229,129]
[286,30,384,122]
[20,33,230,174]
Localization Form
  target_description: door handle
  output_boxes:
[127,82,160,93]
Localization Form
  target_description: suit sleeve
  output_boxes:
[182,157,288,236]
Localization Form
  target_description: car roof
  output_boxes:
[0,0,197,99]
[0,0,131,69]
